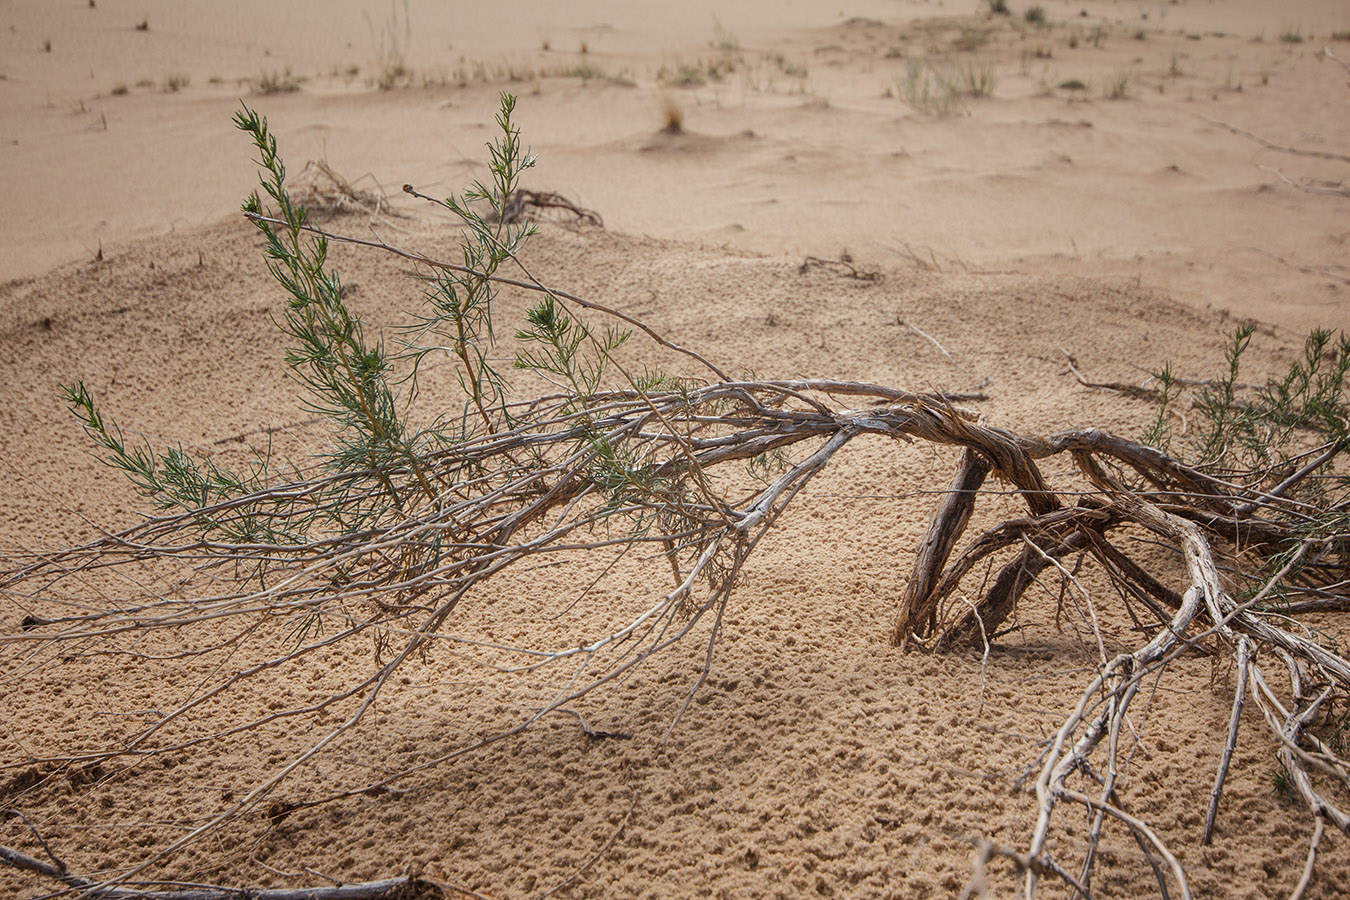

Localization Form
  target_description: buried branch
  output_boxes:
[0,838,437,900]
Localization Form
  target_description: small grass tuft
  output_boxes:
[254,69,302,95]
[958,60,997,97]
[375,62,411,90]
[161,73,189,93]
[1279,28,1304,44]
[953,27,992,53]
[1271,764,1298,805]
[1025,6,1046,26]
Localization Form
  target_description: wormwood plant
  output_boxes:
[1146,325,1350,604]
[6,96,1350,900]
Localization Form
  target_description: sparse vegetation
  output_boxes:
[897,55,996,115]
[952,26,992,53]
[711,20,740,54]
[161,72,189,93]
[958,59,997,97]
[659,64,706,87]
[367,0,413,90]
[1280,28,1304,44]
[1106,71,1130,98]
[559,63,607,82]
[253,69,302,95]
[1024,6,1046,26]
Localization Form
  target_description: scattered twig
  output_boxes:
[1201,116,1350,164]
[899,319,959,367]
[798,255,883,282]
[500,189,603,228]
[535,793,635,899]
[0,841,438,899]
[552,707,633,740]
[292,159,406,220]
[1060,349,1157,399]
[1322,47,1350,79]
[212,416,326,446]
[1258,165,1349,198]
[1251,247,1350,285]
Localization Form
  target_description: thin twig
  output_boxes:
[1201,116,1350,163]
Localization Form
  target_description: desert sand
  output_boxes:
[2,1,1350,897]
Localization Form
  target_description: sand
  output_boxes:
[2,1,1349,897]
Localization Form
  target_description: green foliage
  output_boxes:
[254,69,302,94]
[63,382,294,547]
[1147,326,1350,604]
[515,294,629,405]
[406,93,536,435]
[236,104,427,505]
[1271,762,1298,804]
[897,56,996,116]
[63,93,671,583]
[1169,325,1350,472]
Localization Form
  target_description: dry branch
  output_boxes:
[0,840,438,900]
[1202,116,1350,164]
[7,179,1350,900]
[500,189,603,228]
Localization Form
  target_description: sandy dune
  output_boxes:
[2,1,1349,897]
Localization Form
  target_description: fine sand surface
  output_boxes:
[2,1,1349,897]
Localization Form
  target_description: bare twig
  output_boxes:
[1201,116,1350,163]
[0,842,437,900]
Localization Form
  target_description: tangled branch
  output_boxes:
[4,93,1350,898]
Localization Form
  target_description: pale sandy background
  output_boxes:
[2,1,1349,897]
